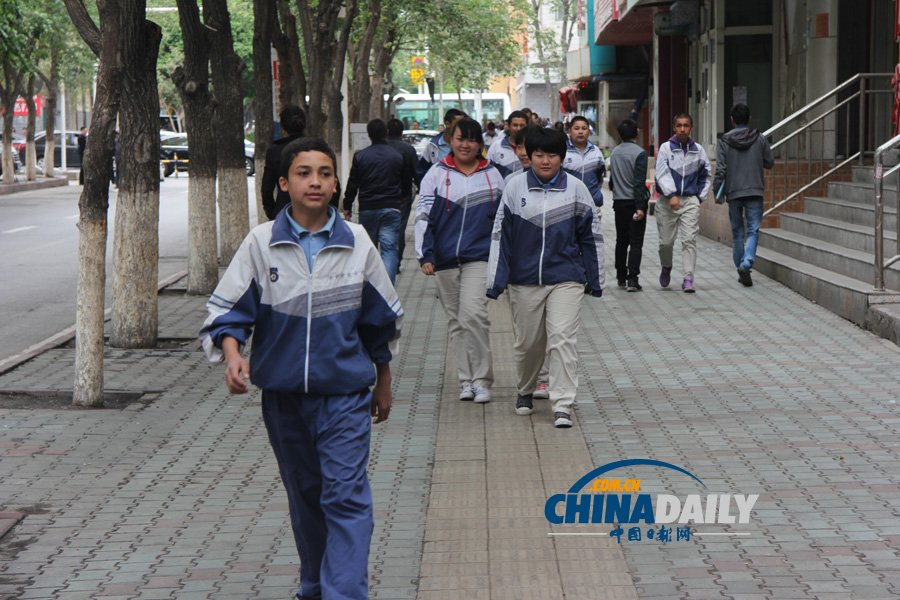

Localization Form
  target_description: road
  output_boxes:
[0,175,259,363]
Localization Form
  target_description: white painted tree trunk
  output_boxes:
[187,175,219,293]
[217,167,250,261]
[73,218,107,406]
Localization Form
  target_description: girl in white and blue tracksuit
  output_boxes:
[415,119,504,402]
[200,205,403,600]
[487,129,604,426]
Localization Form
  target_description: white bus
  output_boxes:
[392,92,513,130]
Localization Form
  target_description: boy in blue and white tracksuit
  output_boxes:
[654,113,711,292]
[488,110,530,178]
[487,127,604,428]
[414,108,467,185]
[200,139,402,600]
[416,142,504,403]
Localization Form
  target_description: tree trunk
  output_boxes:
[205,0,249,264]
[175,0,219,294]
[349,0,381,123]
[274,2,304,112]
[63,0,122,407]
[38,51,59,179]
[368,28,395,120]
[253,0,276,223]
[0,67,21,185]
[110,2,163,349]
[25,76,37,181]
[295,0,358,140]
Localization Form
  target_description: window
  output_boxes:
[725,0,772,28]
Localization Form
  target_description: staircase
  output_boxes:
[747,72,900,344]
[755,165,900,339]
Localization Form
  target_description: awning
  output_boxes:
[594,2,655,45]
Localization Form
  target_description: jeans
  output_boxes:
[728,197,764,269]
[358,208,402,285]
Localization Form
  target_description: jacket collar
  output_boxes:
[442,154,490,175]
[668,136,699,153]
[566,139,595,155]
[271,205,355,249]
[526,167,568,191]
[501,136,515,149]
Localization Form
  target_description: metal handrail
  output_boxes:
[759,72,892,221]
[873,133,900,291]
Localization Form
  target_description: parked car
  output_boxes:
[160,133,256,177]
[402,129,440,158]
[18,130,83,173]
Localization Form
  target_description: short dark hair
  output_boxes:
[449,118,485,150]
[486,121,496,131]
[513,124,542,147]
[280,105,307,136]
[673,112,694,126]
[386,118,404,137]
[521,107,532,116]
[280,138,337,180]
[367,118,388,141]
[444,108,467,125]
[569,115,590,128]
[617,118,639,141]
[731,103,751,126]
[507,110,528,124]
[524,127,567,160]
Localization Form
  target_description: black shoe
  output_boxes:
[626,278,642,292]
[617,279,627,288]
[738,266,753,287]
[553,411,573,428]
[515,394,534,415]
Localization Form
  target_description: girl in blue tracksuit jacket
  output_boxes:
[563,115,606,208]
[487,127,605,429]
[200,139,402,600]
[415,118,504,404]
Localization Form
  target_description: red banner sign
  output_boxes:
[13,96,41,117]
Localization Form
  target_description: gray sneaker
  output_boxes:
[553,411,573,428]
[515,394,534,415]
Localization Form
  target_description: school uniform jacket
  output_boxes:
[486,168,605,299]
[563,140,606,207]
[415,156,505,272]
[199,210,403,395]
[655,136,712,201]
[415,132,449,186]
[487,136,522,179]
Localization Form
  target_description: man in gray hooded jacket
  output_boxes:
[713,103,775,287]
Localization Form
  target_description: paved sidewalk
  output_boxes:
[0,203,899,599]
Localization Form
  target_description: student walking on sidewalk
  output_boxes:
[487,127,605,428]
[654,113,711,293]
[200,138,402,600]
[608,118,649,291]
[416,118,504,404]
[563,115,606,211]
[713,103,775,287]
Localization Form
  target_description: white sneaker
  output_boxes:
[472,386,491,404]
[533,382,549,399]
[459,384,475,401]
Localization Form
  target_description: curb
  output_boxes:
[0,269,188,376]
[0,178,69,195]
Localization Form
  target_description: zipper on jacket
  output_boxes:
[304,248,315,393]
[539,189,547,285]
[455,174,470,267]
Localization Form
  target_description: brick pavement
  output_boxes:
[0,204,899,599]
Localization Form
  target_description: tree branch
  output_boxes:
[62,0,102,57]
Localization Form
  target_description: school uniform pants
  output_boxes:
[434,261,494,389]
[262,389,373,600]
[508,282,583,414]
[655,195,701,279]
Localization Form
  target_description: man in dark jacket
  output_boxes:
[261,105,341,220]
[343,118,411,284]
[386,118,418,271]
[713,103,775,287]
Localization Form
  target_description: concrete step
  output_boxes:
[828,180,898,205]
[759,228,900,290]
[803,196,896,229]
[754,245,900,329]
[779,212,898,256]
